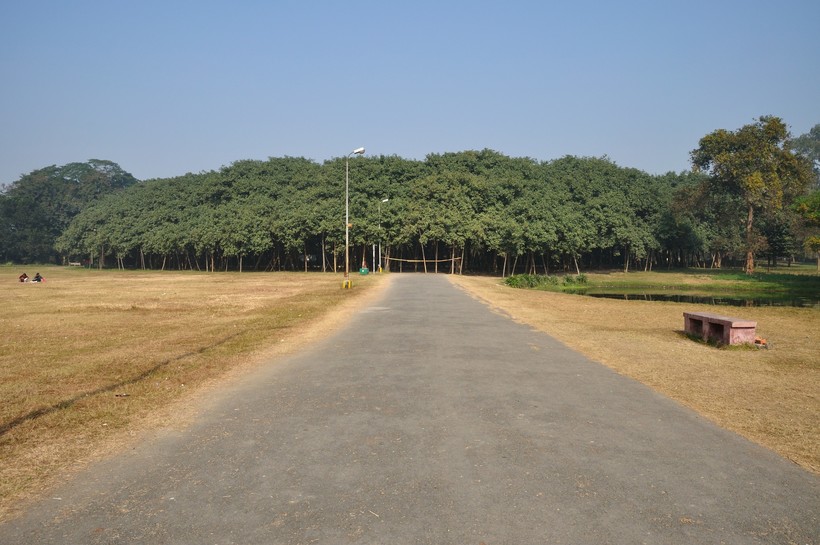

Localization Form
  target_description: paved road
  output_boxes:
[2,275,817,544]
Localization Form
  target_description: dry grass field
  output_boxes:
[450,275,819,475]
[0,266,386,521]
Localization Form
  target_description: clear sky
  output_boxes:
[1,1,818,184]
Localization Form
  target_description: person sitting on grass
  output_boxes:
[32,272,44,283]
[18,273,28,282]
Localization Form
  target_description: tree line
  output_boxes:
[2,117,818,274]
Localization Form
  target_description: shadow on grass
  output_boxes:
[676,330,763,350]
[0,331,245,438]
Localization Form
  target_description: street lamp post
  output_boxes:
[344,147,365,289]
[378,198,389,272]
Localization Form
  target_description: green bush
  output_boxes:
[560,273,588,285]
[504,274,559,289]
[504,274,532,288]
[543,275,559,285]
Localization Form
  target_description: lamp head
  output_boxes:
[351,147,365,155]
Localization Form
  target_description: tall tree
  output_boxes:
[690,116,814,274]
[1,160,137,263]
[793,190,820,271]
[790,124,820,188]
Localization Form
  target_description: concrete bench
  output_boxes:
[683,312,757,346]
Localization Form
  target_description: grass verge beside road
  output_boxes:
[0,266,386,522]
[451,274,819,474]
[586,267,820,296]
[509,267,820,301]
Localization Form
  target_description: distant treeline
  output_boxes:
[1,148,816,274]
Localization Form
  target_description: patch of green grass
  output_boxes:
[581,269,819,296]
[505,268,820,308]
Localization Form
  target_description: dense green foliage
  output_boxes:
[690,116,814,274]
[790,123,820,189]
[793,190,820,270]
[0,160,137,263]
[2,122,817,273]
[45,152,692,273]
[504,273,587,289]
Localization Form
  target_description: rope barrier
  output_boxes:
[386,256,463,264]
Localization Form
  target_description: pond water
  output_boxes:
[572,291,820,308]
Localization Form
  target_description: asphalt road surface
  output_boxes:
[1,275,817,545]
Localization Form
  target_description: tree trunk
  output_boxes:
[420,242,428,273]
[321,235,327,272]
[745,202,755,275]
[573,255,580,276]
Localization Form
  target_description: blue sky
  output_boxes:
[1,1,818,184]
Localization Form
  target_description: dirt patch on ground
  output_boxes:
[450,275,819,474]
